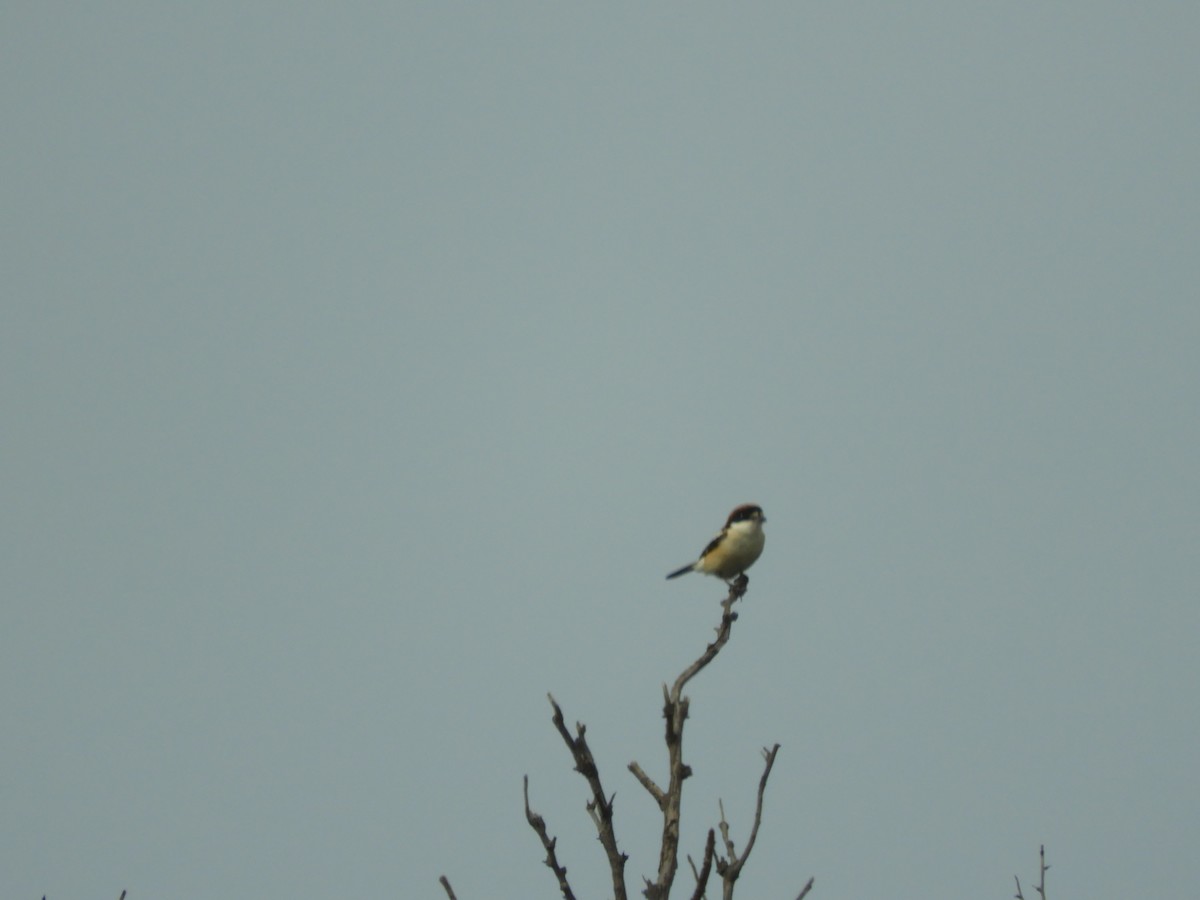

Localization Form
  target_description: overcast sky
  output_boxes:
[4,4,1198,899]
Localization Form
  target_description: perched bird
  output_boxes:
[666,504,766,582]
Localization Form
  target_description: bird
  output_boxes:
[666,504,766,582]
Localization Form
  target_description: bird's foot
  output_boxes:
[724,573,750,601]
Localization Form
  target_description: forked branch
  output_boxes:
[544,694,629,900]
[513,574,805,900]
[714,744,782,899]
[686,828,717,900]
[1013,845,1049,900]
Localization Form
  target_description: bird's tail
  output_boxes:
[665,563,694,579]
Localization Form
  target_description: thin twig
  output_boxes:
[438,874,458,900]
[546,694,628,900]
[522,774,577,900]
[795,876,815,900]
[740,745,781,864]
[671,580,747,699]
[714,744,782,900]
[1014,845,1049,900]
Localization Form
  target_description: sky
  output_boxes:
[3,3,1198,899]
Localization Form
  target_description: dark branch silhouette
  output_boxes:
[442,573,813,899]
[633,577,751,899]
[686,828,717,900]
[544,693,629,900]
[1014,845,1049,900]
[714,744,781,899]
[522,774,577,900]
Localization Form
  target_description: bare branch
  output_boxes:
[687,828,717,900]
[1014,845,1049,900]
[642,577,749,900]
[795,876,815,900]
[526,574,791,900]
[628,760,665,807]
[671,578,747,700]
[546,694,628,900]
[523,777,578,900]
[716,799,737,861]
[714,744,782,899]
[740,744,781,863]
[438,874,459,900]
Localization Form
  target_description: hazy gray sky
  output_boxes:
[4,4,1197,898]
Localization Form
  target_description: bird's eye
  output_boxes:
[734,507,758,522]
